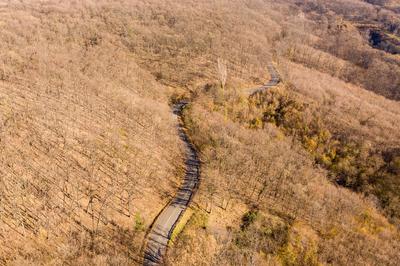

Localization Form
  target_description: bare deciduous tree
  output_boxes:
[217,58,228,121]
[217,58,227,90]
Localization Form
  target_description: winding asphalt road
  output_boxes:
[249,63,280,96]
[143,101,200,266]
[142,63,279,265]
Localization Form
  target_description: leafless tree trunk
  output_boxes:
[217,58,228,121]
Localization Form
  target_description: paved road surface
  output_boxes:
[143,101,200,265]
[249,64,280,96]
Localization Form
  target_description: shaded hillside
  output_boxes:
[291,0,400,100]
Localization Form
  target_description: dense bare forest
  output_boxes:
[0,0,399,265]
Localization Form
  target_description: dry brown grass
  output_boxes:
[1,0,400,265]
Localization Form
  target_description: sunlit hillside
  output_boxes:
[0,0,399,265]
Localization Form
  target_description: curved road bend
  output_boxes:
[143,100,200,266]
[143,64,279,265]
[249,63,280,96]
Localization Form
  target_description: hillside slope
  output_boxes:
[0,0,400,265]
[0,2,182,264]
